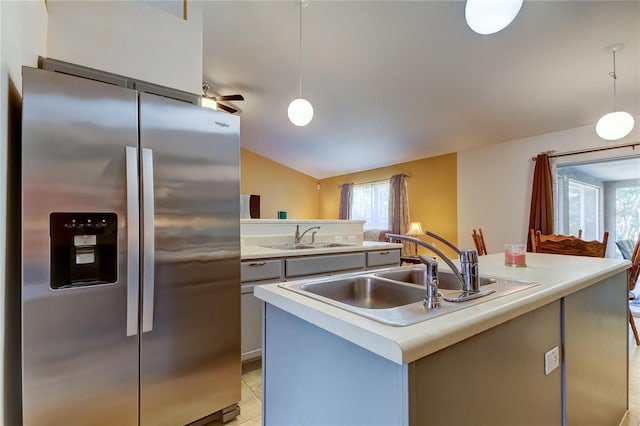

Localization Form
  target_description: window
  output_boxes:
[557,176,601,240]
[567,180,600,240]
[350,181,390,230]
[615,185,640,241]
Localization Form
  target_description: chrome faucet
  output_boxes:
[418,255,440,310]
[294,225,321,244]
[386,232,494,303]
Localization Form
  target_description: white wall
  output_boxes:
[46,0,203,94]
[1,1,48,424]
[458,117,640,255]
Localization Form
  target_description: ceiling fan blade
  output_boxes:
[216,94,245,101]
[216,103,238,114]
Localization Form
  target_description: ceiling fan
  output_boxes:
[201,82,245,114]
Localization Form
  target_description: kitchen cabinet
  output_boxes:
[240,260,283,362]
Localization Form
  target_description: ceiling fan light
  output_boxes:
[288,98,314,126]
[595,111,635,141]
[465,0,523,35]
[201,97,218,110]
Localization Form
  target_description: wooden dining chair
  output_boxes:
[472,228,487,255]
[530,230,606,258]
[529,229,583,253]
[628,237,640,345]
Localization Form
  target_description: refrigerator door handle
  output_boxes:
[125,146,140,336]
[141,148,156,333]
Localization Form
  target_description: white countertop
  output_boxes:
[241,241,402,260]
[254,253,630,365]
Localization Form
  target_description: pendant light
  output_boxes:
[465,0,523,35]
[288,0,313,127]
[596,44,635,141]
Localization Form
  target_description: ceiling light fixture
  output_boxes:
[596,44,635,141]
[465,0,523,35]
[288,0,313,127]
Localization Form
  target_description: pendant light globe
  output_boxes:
[596,111,635,141]
[465,0,523,35]
[288,98,314,127]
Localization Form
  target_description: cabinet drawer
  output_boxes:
[367,249,401,267]
[286,253,366,278]
[241,259,283,283]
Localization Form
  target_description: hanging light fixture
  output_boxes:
[288,0,313,127]
[596,44,635,141]
[465,0,523,35]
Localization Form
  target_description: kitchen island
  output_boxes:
[255,253,631,425]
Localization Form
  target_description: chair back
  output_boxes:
[529,229,582,253]
[531,230,608,258]
[472,228,487,255]
[615,239,635,260]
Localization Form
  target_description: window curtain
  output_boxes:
[338,183,352,220]
[527,153,554,251]
[389,174,411,255]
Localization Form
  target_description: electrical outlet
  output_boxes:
[335,235,344,242]
[348,235,356,242]
[544,346,560,375]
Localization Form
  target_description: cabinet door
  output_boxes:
[241,283,264,362]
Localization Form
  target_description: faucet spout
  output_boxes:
[386,233,466,288]
[295,225,321,244]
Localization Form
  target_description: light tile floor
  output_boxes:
[214,329,640,426]
[209,363,262,426]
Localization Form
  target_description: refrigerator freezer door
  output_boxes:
[21,67,139,425]
[138,93,241,425]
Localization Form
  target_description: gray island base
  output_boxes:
[256,253,629,426]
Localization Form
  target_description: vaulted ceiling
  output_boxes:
[202,1,640,179]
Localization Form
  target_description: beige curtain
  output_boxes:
[389,174,411,256]
[527,153,554,251]
[338,183,352,220]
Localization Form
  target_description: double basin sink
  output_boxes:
[280,266,538,326]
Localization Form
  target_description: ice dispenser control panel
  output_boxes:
[50,212,117,289]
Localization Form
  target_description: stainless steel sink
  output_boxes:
[262,243,314,250]
[280,266,539,326]
[376,268,497,290]
[295,276,425,309]
[261,242,353,250]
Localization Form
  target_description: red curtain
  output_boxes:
[527,153,553,251]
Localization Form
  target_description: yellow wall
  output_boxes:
[240,148,320,219]
[318,153,458,258]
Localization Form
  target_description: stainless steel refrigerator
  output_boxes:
[21,66,241,425]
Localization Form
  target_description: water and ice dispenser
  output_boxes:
[50,212,118,289]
